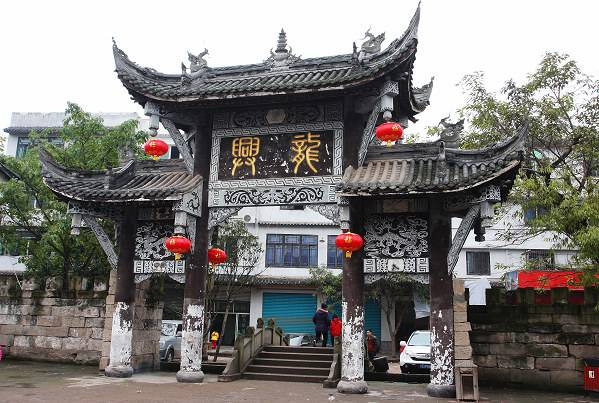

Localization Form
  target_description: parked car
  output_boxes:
[160,320,182,362]
[285,333,317,347]
[399,330,431,374]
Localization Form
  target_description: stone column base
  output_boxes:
[426,383,456,398]
[337,379,368,394]
[105,365,133,378]
[176,369,204,383]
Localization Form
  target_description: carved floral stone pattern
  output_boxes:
[364,214,429,259]
[222,186,325,206]
[135,222,172,261]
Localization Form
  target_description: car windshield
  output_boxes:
[161,323,177,337]
[408,332,430,346]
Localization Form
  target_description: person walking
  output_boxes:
[312,303,330,347]
[329,314,342,349]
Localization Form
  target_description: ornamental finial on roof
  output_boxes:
[265,28,301,70]
[276,29,287,52]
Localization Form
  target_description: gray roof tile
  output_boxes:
[340,125,527,196]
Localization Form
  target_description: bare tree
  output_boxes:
[205,219,263,361]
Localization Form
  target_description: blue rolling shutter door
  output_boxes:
[262,293,317,334]
[364,299,381,340]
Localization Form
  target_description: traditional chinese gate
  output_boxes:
[40,5,524,397]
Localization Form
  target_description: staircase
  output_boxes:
[243,345,334,383]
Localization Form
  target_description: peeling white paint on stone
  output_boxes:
[341,301,365,382]
[430,308,454,386]
[179,303,204,372]
[109,302,133,366]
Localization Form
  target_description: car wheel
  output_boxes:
[165,349,174,363]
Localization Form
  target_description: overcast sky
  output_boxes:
[1,0,597,144]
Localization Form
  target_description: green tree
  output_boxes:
[309,268,428,357]
[366,274,428,358]
[0,103,146,291]
[452,53,599,279]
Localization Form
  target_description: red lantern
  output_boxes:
[375,121,403,147]
[335,232,364,258]
[144,139,169,160]
[165,235,191,260]
[208,247,227,267]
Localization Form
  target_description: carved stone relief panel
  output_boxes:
[134,221,185,281]
[363,213,430,282]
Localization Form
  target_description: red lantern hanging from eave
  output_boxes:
[208,247,227,267]
[375,121,403,147]
[165,235,192,260]
[144,138,169,160]
[335,232,364,258]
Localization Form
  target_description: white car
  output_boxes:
[160,320,182,362]
[399,330,431,374]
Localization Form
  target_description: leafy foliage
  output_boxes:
[455,53,599,273]
[0,103,146,289]
[308,266,342,306]
[308,267,429,357]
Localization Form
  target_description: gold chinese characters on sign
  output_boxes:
[232,136,260,176]
[291,132,321,174]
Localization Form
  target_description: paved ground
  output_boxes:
[0,360,596,403]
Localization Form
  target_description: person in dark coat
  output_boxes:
[312,303,330,347]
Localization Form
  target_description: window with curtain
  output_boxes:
[466,251,491,275]
[327,235,343,268]
[265,234,318,267]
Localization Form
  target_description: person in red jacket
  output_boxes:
[329,314,342,348]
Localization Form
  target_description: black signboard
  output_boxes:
[217,130,334,181]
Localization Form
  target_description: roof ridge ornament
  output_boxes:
[359,28,385,60]
[437,117,464,148]
[264,29,301,70]
[181,48,213,85]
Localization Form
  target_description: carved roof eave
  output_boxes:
[339,161,520,198]
[39,149,202,204]
[340,124,527,198]
[112,5,422,106]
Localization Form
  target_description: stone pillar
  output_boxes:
[177,122,210,383]
[105,205,138,378]
[426,199,456,397]
[337,199,368,394]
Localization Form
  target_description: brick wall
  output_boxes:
[0,275,108,364]
[469,287,599,392]
[0,272,164,371]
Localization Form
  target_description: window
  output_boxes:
[524,207,546,224]
[524,249,554,270]
[280,205,305,210]
[16,137,63,159]
[170,146,180,159]
[466,251,491,275]
[265,234,318,267]
[327,235,343,268]
[16,138,30,159]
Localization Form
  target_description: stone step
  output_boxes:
[263,346,334,355]
[257,351,334,361]
[252,358,332,368]
[243,372,326,383]
[246,364,330,376]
